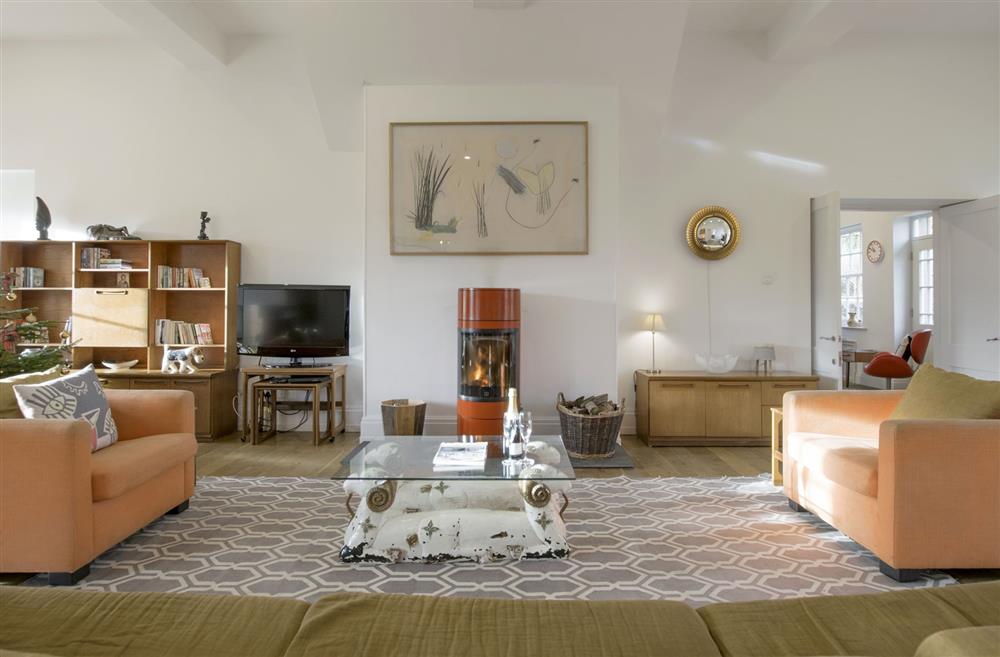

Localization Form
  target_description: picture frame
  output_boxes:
[389,121,589,255]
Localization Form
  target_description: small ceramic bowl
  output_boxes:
[101,359,139,370]
[695,353,739,374]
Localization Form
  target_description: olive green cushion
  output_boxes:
[696,581,1000,657]
[0,366,62,419]
[890,365,1000,420]
[283,592,722,657]
[915,626,1000,657]
[0,587,309,657]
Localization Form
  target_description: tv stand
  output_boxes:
[240,364,347,441]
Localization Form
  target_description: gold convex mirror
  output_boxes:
[686,206,740,260]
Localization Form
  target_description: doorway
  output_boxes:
[810,196,1000,388]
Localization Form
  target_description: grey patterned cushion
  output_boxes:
[13,365,119,451]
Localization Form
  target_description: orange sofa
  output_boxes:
[782,389,1000,581]
[0,389,197,585]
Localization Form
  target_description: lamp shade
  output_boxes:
[643,313,664,331]
[753,345,776,361]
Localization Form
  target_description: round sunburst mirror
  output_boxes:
[686,206,740,260]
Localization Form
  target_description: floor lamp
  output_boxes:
[644,313,664,373]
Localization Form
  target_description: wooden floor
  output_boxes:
[196,432,771,478]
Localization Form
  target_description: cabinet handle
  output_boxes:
[95,289,128,295]
[773,383,806,389]
[717,383,751,389]
[660,383,694,388]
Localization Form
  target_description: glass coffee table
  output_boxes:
[332,436,575,563]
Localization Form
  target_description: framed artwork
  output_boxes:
[389,121,588,255]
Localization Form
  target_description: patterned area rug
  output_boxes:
[28,476,954,604]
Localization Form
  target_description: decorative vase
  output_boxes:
[847,311,859,328]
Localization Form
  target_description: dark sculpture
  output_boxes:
[197,211,210,240]
[86,224,141,240]
[35,197,51,241]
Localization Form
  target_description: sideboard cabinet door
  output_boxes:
[649,381,706,437]
[706,382,762,437]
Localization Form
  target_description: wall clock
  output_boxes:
[866,240,884,264]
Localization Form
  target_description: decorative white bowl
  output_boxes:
[695,353,739,374]
[101,359,139,370]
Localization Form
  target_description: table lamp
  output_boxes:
[753,345,776,375]
[644,313,664,373]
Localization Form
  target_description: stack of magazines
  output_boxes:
[432,442,488,471]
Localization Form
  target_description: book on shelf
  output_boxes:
[157,265,209,289]
[96,258,133,270]
[432,442,488,471]
[155,319,215,346]
[80,247,110,268]
[8,267,44,288]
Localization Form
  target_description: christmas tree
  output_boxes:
[1,273,73,377]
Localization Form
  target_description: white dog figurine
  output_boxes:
[161,346,205,374]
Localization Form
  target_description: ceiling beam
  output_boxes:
[766,1,857,62]
[99,1,226,68]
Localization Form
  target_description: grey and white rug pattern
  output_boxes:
[31,476,954,605]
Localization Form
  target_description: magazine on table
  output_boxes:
[432,442,488,471]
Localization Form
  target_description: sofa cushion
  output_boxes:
[283,592,722,657]
[891,364,1000,420]
[91,432,196,501]
[0,366,63,419]
[785,433,879,497]
[0,587,308,657]
[915,626,1000,657]
[13,365,119,451]
[697,581,1000,657]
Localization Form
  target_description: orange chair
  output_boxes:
[0,389,196,585]
[864,329,931,389]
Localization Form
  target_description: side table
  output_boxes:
[771,407,784,486]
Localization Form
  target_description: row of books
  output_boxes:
[80,248,134,269]
[155,319,215,346]
[156,266,212,288]
[7,267,44,288]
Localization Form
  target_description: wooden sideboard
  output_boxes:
[634,370,819,446]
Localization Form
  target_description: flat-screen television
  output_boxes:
[237,284,349,361]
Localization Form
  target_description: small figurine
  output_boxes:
[161,345,205,374]
[35,196,51,240]
[86,224,141,240]
[197,211,211,240]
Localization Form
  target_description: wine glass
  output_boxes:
[520,411,533,442]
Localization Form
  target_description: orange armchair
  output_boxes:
[0,389,197,585]
[864,329,931,389]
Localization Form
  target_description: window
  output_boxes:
[911,213,933,238]
[915,247,934,325]
[840,226,863,326]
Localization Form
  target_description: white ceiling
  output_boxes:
[1,0,997,40]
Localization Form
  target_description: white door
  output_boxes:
[811,192,843,389]
[935,196,1000,380]
[911,234,935,333]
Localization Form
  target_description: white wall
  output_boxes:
[363,86,619,435]
[0,38,366,429]
[2,25,997,437]
[615,31,998,430]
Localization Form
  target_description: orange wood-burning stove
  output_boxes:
[457,288,520,436]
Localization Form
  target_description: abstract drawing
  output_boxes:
[390,122,588,254]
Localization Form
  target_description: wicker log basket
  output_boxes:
[557,393,625,459]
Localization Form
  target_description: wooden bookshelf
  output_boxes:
[1,239,241,440]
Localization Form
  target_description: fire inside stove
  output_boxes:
[459,329,518,402]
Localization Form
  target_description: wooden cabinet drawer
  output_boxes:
[72,289,148,347]
[171,379,211,436]
[706,382,761,437]
[129,378,165,390]
[762,380,817,406]
[649,381,706,437]
[99,378,131,390]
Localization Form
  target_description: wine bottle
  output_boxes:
[503,387,520,438]
[508,420,525,460]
